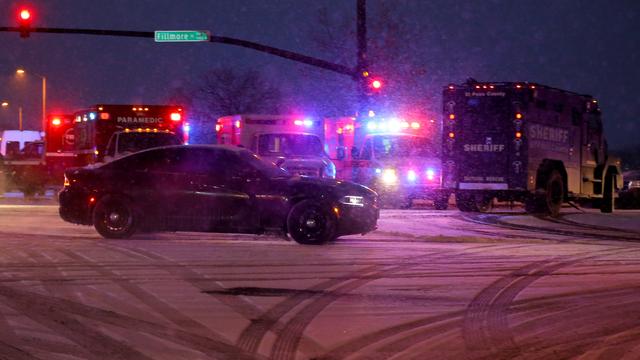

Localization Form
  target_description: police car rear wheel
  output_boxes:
[93,195,137,239]
[475,196,494,213]
[287,200,336,245]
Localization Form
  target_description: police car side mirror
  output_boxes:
[337,147,346,160]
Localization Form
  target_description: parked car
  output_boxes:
[59,145,379,244]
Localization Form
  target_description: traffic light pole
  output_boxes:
[356,0,369,116]
[1,0,371,113]
[0,26,356,77]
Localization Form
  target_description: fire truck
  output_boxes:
[325,115,449,209]
[45,114,77,182]
[441,79,623,216]
[216,114,336,178]
[74,105,187,166]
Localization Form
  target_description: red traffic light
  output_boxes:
[17,7,33,38]
[19,9,31,21]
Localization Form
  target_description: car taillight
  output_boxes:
[63,175,70,187]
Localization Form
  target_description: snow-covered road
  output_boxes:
[0,204,639,359]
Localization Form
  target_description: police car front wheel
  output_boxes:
[287,200,336,245]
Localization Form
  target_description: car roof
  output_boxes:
[112,144,248,162]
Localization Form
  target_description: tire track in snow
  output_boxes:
[0,284,260,360]
[266,245,517,360]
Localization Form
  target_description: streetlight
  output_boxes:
[0,101,24,131]
[15,67,46,134]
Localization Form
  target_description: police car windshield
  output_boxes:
[117,132,182,154]
[239,150,290,178]
[373,135,435,160]
[257,134,323,157]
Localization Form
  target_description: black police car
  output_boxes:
[59,145,378,244]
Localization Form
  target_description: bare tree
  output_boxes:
[298,3,440,118]
[167,67,283,143]
[197,68,282,115]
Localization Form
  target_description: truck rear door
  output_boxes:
[456,95,512,190]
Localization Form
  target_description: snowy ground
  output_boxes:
[0,202,639,359]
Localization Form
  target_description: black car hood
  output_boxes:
[277,175,376,197]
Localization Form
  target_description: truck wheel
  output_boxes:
[434,194,449,210]
[475,196,494,213]
[524,195,544,214]
[545,170,564,217]
[456,192,477,212]
[287,200,336,245]
[93,195,137,239]
[600,172,615,213]
[398,197,413,209]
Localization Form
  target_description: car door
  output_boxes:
[180,148,253,232]
[111,148,192,231]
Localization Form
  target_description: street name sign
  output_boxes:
[154,30,210,42]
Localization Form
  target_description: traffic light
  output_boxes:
[17,7,32,38]
[369,78,383,91]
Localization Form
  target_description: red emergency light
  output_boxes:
[170,112,181,121]
[19,9,31,20]
[51,118,61,126]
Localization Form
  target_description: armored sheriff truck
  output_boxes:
[441,80,622,216]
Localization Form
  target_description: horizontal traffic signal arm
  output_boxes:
[0,26,356,78]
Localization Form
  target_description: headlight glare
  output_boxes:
[381,169,398,184]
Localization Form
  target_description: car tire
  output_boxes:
[93,195,137,239]
[601,171,615,213]
[287,199,336,245]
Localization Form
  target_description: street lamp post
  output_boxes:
[15,68,46,132]
[0,101,24,130]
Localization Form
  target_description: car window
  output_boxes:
[178,148,229,175]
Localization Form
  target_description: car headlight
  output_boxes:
[340,195,365,207]
[381,169,398,185]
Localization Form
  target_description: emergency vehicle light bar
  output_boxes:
[366,119,421,132]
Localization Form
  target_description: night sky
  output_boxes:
[1,0,638,149]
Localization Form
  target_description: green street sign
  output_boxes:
[154,30,210,42]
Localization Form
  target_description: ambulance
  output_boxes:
[216,114,336,178]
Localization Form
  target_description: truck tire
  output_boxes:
[545,170,564,217]
[600,171,615,213]
[524,195,544,214]
[456,192,477,212]
[434,194,449,210]
[93,195,137,239]
[475,196,494,213]
[287,199,336,245]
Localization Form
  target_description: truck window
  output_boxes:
[116,132,182,155]
[372,135,436,160]
[257,134,323,157]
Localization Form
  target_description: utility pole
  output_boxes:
[356,0,368,118]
